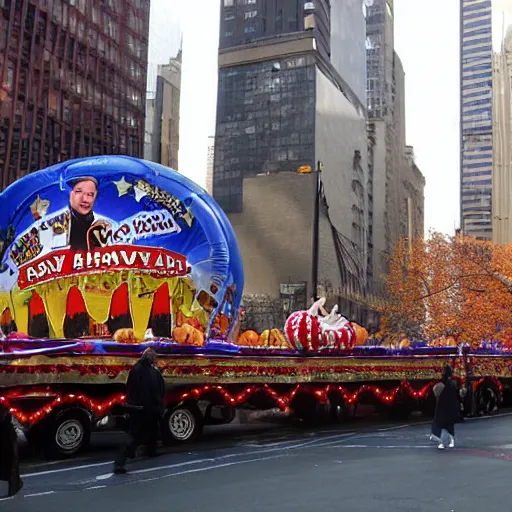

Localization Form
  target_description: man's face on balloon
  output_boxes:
[70,180,97,215]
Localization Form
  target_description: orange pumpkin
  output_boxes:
[269,329,293,350]
[172,324,205,347]
[113,328,136,344]
[259,330,270,346]
[238,330,259,346]
[351,323,369,346]
[399,338,410,349]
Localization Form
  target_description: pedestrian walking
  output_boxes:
[114,348,165,474]
[430,365,460,449]
[0,404,23,497]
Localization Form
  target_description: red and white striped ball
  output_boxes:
[284,310,322,352]
[320,322,356,350]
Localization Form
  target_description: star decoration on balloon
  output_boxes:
[182,208,194,227]
[113,176,133,197]
[134,185,148,202]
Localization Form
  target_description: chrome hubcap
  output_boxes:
[55,419,83,451]
[169,409,195,440]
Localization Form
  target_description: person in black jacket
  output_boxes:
[0,405,23,497]
[430,365,460,449]
[114,348,165,474]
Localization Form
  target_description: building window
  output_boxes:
[244,25,255,33]
[224,0,234,6]
[245,10,257,19]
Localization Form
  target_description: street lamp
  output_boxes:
[298,161,324,300]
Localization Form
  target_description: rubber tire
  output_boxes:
[41,410,91,460]
[475,384,499,416]
[162,403,203,444]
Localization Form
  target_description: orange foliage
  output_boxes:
[385,233,512,347]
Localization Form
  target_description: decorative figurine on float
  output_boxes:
[284,297,356,352]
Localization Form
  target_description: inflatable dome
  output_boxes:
[0,156,244,343]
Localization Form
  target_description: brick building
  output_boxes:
[0,0,149,188]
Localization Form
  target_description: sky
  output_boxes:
[147,0,512,236]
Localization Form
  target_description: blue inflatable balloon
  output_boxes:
[0,156,244,344]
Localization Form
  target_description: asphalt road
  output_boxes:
[3,413,512,512]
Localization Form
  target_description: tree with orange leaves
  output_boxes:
[384,232,512,347]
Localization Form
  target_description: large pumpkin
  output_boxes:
[351,322,369,346]
[172,324,205,346]
[237,330,259,346]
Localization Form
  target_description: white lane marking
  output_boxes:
[137,454,285,483]
[25,431,357,480]
[85,485,107,490]
[378,424,417,431]
[468,412,512,421]
[95,435,356,480]
[239,430,356,448]
[326,444,433,449]
[0,496,14,502]
[95,458,217,480]
[95,473,113,481]
[23,460,114,478]
[240,432,357,451]
[25,491,56,498]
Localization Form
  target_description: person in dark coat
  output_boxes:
[430,365,460,449]
[0,405,23,497]
[114,348,165,474]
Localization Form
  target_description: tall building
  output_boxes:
[144,50,181,169]
[403,146,426,245]
[214,0,372,322]
[492,26,512,244]
[365,0,425,292]
[460,0,493,239]
[0,0,149,189]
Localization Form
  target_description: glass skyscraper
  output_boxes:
[0,0,149,189]
[460,0,493,239]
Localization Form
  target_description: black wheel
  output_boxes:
[41,409,91,460]
[162,403,203,444]
[476,383,499,416]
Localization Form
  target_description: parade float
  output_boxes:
[0,156,506,459]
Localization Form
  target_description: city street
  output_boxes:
[2,414,512,511]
